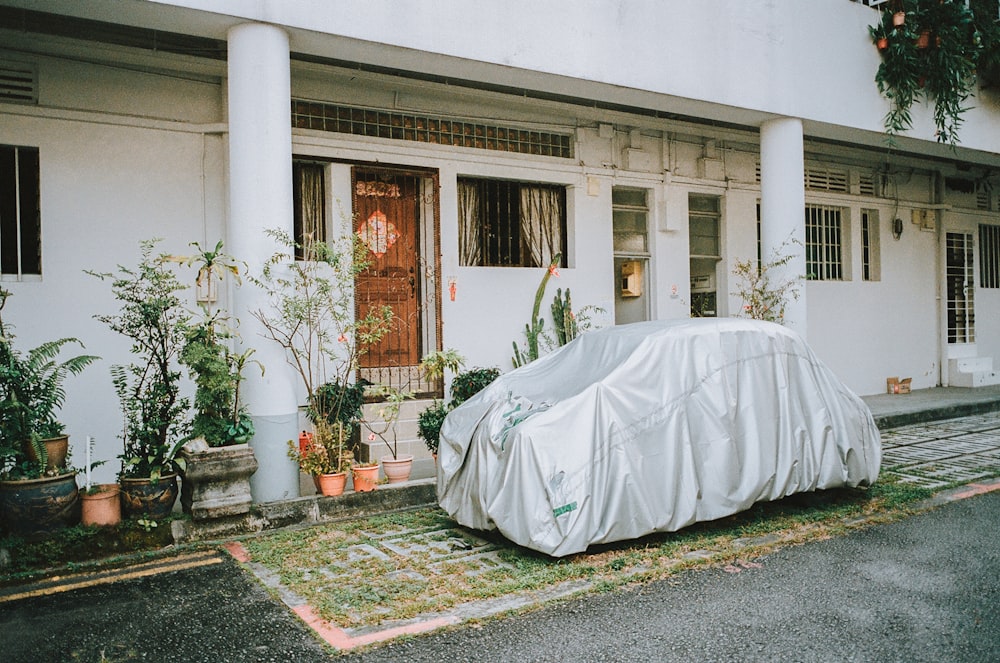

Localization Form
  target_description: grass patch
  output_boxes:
[240,477,939,629]
[0,518,177,584]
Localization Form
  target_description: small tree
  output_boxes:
[250,228,394,468]
[731,238,802,325]
[90,239,190,481]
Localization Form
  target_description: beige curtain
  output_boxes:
[519,185,562,267]
[295,162,326,259]
[458,180,482,266]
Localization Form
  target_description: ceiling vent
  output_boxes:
[0,61,38,105]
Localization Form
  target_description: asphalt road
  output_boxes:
[2,492,998,662]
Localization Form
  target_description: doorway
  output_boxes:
[352,166,440,395]
[945,231,975,345]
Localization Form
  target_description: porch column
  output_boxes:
[227,22,300,502]
[759,117,807,338]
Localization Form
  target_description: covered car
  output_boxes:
[437,318,881,557]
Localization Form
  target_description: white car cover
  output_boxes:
[437,318,881,557]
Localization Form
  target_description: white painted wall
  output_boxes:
[0,57,225,483]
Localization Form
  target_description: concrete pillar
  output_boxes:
[227,23,300,502]
[759,117,807,338]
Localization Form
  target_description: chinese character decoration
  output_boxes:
[357,210,399,258]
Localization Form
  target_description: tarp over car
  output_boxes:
[437,318,881,557]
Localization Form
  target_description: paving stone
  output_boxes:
[428,550,515,577]
[381,528,493,560]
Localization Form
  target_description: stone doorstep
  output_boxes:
[171,478,438,544]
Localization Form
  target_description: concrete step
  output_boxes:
[949,358,1000,388]
[358,398,437,464]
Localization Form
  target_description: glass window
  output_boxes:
[0,144,41,277]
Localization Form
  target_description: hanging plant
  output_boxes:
[871,0,982,146]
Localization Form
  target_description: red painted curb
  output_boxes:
[222,541,251,563]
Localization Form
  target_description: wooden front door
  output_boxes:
[353,168,423,386]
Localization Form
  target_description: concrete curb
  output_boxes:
[873,398,1000,430]
[171,478,438,544]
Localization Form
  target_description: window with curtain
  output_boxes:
[293,160,327,260]
[457,177,566,267]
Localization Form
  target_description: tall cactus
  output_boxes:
[511,253,562,368]
[551,287,578,346]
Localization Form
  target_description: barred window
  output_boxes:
[805,204,845,281]
[981,224,1000,288]
[458,177,566,268]
[861,209,881,282]
[0,144,41,277]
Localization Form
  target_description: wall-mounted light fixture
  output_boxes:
[892,217,904,240]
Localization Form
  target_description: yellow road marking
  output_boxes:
[0,552,225,603]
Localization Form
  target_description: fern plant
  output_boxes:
[0,288,98,479]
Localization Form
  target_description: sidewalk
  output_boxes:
[862,384,1000,429]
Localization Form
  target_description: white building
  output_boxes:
[1,0,998,502]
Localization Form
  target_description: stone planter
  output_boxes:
[179,440,259,521]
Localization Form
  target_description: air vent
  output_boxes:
[804,167,849,193]
[977,185,992,211]
[859,174,876,197]
[0,61,38,105]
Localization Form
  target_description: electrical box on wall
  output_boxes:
[621,260,642,297]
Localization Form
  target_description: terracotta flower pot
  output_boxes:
[381,454,414,484]
[26,435,70,471]
[352,465,379,492]
[316,472,347,496]
[81,483,122,527]
[892,11,905,28]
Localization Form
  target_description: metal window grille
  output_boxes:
[980,224,1000,289]
[458,177,566,268]
[861,212,871,281]
[805,204,843,281]
[0,144,41,277]
[946,232,975,343]
[291,100,573,159]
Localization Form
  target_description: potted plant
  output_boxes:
[79,437,120,527]
[90,239,191,520]
[169,241,262,521]
[363,384,414,484]
[287,419,354,496]
[0,288,98,538]
[872,0,980,145]
[250,228,394,493]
